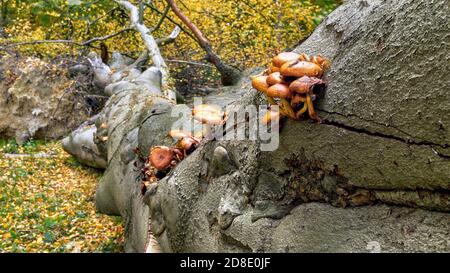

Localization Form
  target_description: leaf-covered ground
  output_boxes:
[0,139,124,253]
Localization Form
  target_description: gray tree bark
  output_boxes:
[63,0,450,252]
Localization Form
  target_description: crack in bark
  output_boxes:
[320,109,419,139]
[319,112,449,159]
[107,111,165,165]
[137,110,165,128]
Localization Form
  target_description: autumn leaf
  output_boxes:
[0,140,124,253]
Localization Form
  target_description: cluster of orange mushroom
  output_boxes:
[251,52,330,123]
[141,104,227,194]
[141,130,200,193]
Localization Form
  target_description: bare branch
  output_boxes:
[165,0,241,85]
[151,4,170,32]
[166,59,214,68]
[82,27,133,45]
[138,0,145,24]
[115,0,176,102]
[1,39,87,48]
[87,7,119,31]
[155,26,180,46]
[166,0,209,46]
[144,3,196,41]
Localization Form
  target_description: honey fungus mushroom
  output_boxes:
[192,104,227,125]
[272,52,300,68]
[144,128,204,191]
[252,75,277,105]
[149,146,180,171]
[262,108,281,125]
[176,136,199,155]
[251,75,269,93]
[250,52,330,123]
[271,52,313,71]
[310,55,331,70]
[148,132,202,174]
[280,60,323,78]
[289,76,325,122]
[168,129,193,140]
[266,83,296,119]
[266,72,286,85]
[268,63,280,74]
[289,76,325,94]
[168,129,201,154]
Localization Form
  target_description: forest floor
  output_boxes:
[0,139,124,253]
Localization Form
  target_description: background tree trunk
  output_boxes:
[63,0,450,252]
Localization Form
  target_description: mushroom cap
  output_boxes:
[266,83,292,99]
[272,52,300,68]
[177,137,198,154]
[193,104,221,112]
[311,55,331,70]
[289,76,325,94]
[192,104,226,125]
[168,129,192,140]
[268,64,280,74]
[149,146,174,170]
[280,60,323,78]
[266,72,285,85]
[251,75,269,93]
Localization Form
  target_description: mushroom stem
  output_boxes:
[278,108,289,118]
[306,94,321,123]
[265,94,277,105]
[280,98,296,119]
[296,102,308,119]
[271,103,289,118]
[202,124,214,141]
[298,53,310,62]
[291,95,306,106]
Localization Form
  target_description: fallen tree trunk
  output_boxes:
[63,56,174,251]
[63,0,450,252]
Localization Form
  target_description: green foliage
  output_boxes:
[0,139,19,154]
[0,138,46,154]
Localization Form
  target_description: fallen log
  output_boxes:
[63,0,450,252]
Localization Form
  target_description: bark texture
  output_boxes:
[145,0,450,252]
[63,0,450,252]
[62,51,177,251]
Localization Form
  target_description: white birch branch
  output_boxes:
[115,0,176,102]
[155,26,180,45]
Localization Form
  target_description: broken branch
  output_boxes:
[115,0,176,102]
[155,26,181,46]
[165,0,241,85]
[152,5,170,32]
